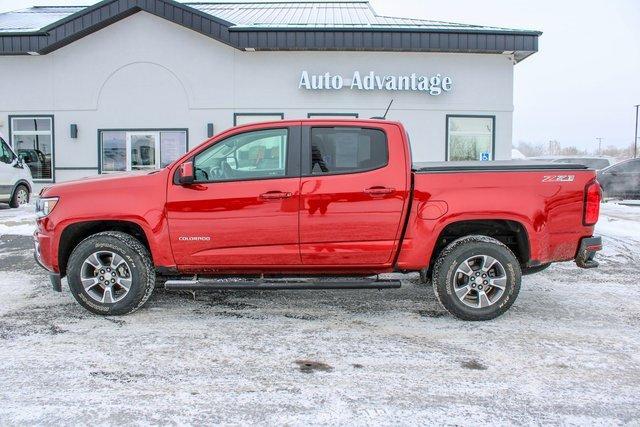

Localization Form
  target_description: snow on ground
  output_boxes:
[0,202,638,424]
[0,204,36,236]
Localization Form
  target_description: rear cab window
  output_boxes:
[307,127,388,175]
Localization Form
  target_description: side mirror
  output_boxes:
[178,161,195,185]
[12,157,23,168]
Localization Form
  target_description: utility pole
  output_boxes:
[596,137,603,155]
[634,104,639,158]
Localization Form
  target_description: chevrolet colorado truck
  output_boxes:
[34,119,602,320]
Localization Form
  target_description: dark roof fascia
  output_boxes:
[229,26,542,36]
[0,0,540,60]
[43,0,232,33]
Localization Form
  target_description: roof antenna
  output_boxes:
[371,99,394,120]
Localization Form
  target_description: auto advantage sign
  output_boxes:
[299,71,453,96]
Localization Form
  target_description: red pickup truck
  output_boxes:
[34,119,602,320]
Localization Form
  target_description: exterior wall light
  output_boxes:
[70,124,78,138]
[207,123,214,138]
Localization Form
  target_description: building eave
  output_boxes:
[0,0,540,62]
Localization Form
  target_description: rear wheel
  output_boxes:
[9,184,29,208]
[67,231,155,315]
[432,235,521,321]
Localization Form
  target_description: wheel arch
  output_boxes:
[58,220,151,277]
[428,219,530,271]
[10,179,32,199]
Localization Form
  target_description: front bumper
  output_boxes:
[575,236,602,269]
[33,231,61,292]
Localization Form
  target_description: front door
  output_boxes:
[166,125,301,268]
[299,124,409,265]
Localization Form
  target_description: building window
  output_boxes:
[309,127,388,175]
[446,115,495,161]
[9,115,54,181]
[307,113,359,119]
[233,113,284,126]
[99,129,187,173]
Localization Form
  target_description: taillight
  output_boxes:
[583,180,601,226]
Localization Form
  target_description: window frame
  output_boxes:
[97,128,188,174]
[8,114,55,182]
[178,126,301,185]
[233,113,284,126]
[445,114,496,162]
[300,125,390,177]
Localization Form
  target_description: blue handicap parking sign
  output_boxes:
[480,152,490,161]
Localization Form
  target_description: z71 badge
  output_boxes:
[542,175,575,182]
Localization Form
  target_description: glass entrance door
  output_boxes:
[126,132,160,171]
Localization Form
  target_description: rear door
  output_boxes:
[299,123,409,265]
[166,125,301,267]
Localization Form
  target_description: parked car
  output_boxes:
[597,158,640,199]
[529,156,613,170]
[33,119,602,320]
[550,156,614,170]
[0,132,33,207]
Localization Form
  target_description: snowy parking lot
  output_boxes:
[0,203,639,424]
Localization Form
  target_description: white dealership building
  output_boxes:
[0,0,540,185]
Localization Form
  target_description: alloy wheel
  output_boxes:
[80,251,132,304]
[453,255,507,309]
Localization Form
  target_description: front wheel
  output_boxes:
[67,231,155,315]
[432,235,521,321]
[9,184,29,208]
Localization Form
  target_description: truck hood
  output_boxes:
[41,170,167,197]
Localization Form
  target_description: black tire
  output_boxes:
[67,231,155,315]
[418,268,430,284]
[432,235,521,321]
[9,184,29,208]
[522,263,551,276]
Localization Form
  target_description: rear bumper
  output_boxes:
[575,236,602,269]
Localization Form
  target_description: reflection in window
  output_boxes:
[160,131,187,167]
[10,116,53,180]
[101,131,126,172]
[194,128,288,182]
[310,127,387,175]
[100,130,187,173]
[447,116,494,161]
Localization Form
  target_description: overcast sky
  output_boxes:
[2,0,639,151]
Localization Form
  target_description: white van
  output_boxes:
[0,131,33,207]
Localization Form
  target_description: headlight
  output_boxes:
[35,197,59,218]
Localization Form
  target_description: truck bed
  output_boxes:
[413,160,590,173]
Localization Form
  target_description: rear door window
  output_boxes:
[309,127,388,175]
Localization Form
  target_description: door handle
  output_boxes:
[259,191,292,200]
[364,186,395,196]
